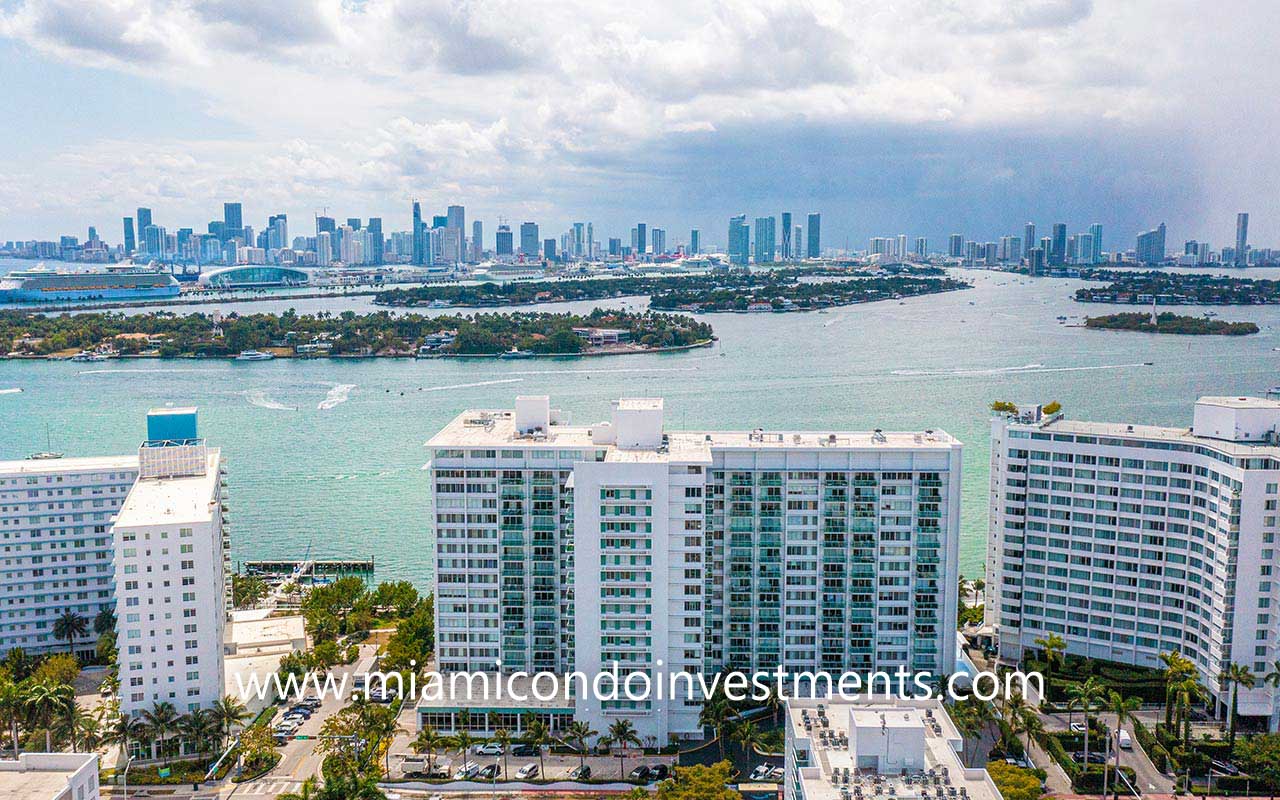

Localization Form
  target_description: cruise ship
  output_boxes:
[0,264,181,303]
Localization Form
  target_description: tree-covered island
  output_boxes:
[1084,312,1259,336]
[1075,270,1280,305]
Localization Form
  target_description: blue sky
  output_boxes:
[1,0,1277,252]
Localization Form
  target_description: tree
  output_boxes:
[655,761,741,800]
[1234,734,1280,800]
[52,611,89,657]
[1172,676,1206,746]
[93,608,117,636]
[0,676,24,757]
[1073,677,1107,771]
[25,680,72,752]
[181,708,217,757]
[232,574,268,609]
[1032,633,1066,677]
[32,653,80,687]
[734,719,762,756]
[1102,691,1141,800]
[565,720,597,770]
[104,713,146,763]
[698,697,733,760]
[494,728,511,780]
[412,725,446,777]
[1159,651,1195,731]
[210,695,250,748]
[311,772,385,800]
[607,718,642,778]
[523,718,551,778]
[1219,663,1256,748]
[140,701,182,764]
[986,761,1044,800]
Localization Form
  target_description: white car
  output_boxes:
[453,761,480,779]
[474,742,504,756]
[516,763,540,779]
[1069,722,1086,733]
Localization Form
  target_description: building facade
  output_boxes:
[986,397,1280,730]
[430,396,963,743]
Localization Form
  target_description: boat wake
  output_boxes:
[0,387,21,394]
[506,366,700,376]
[243,390,296,411]
[420,378,524,392]
[892,362,1146,377]
[318,384,356,411]
[79,368,219,375]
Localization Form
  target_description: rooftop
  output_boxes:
[0,454,137,476]
[113,448,221,527]
[0,753,97,800]
[786,697,1002,800]
[1013,413,1280,458]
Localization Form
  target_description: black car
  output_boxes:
[568,764,592,780]
[650,764,670,780]
[510,744,538,757]
[478,763,501,780]
[1072,751,1108,765]
[629,765,653,782]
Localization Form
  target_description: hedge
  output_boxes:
[1074,764,1137,794]
[1038,732,1080,780]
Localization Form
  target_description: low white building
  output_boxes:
[224,610,308,716]
[0,752,99,800]
[784,697,1002,800]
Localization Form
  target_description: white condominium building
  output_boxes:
[987,397,1280,730]
[0,455,137,658]
[114,407,229,717]
[429,396,963,743]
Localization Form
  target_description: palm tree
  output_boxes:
[180,708,216,758]
[93,608,117,636]
[52,611,90,658]
[278,776,319,800]
[734,719,763,756]
[1219,663,1256,748]
[523,718,551,778]
[1102,690,1141,800]
[1159,651,1195,731]
[53,697,96,752]
[1016,707,1043,755]
[762,686,784,725]
[698,697,733,759]
[565,720,597,770]
[24,681,72,752]
[104,713,146,763]
[451,729,476,772]
[1264,660,1280,692]
[0,676,24,757]
[312,772,384,800]
[1075,677,1107,775]
[607,718,642,778]
[1033,633,1066,677]
[412,725,446,776]
[210,695,249,749]
[140,701,181,764]
[1173,676,1206,746]
[492,728,511,780]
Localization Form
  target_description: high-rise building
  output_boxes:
[430,395,963,743]
[806,213,820,258]
[753,217,776,263]
[948,234,964,258]
[794,226,803,258]
[1049,223,1067,266]
[471,220,483,262]
[368,217,384,265]
[689,229,700,256]
[446,205,465,233]
[411,201,424,266]
[143,225,166,258]
[519,222,539,257]
[1135,222,1167,265]
[651,228,666,256]
[728,215,750,265]
[123,217,136,256]
[1026,246,1045,275]
[608,237,621,257]
[495,224,513,256]
[572,223,585,258]
[1089,223,1103,264]
[1023,223,1035,258]
[542,238,556,260]
[222,203,242,242]
[914,237,927,258]
[781,212,792,259]
[636,223,648,255]
[316,231,332,266]
[1236,212,1249,267]
[987,397,1280,731]
[1077,232,1095,265]
[115,407,227,717]
[136,208,153,239]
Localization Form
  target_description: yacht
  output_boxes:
[234,350,275,361]
[498,347,534,359]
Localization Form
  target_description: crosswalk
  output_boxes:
[229,779,302,796]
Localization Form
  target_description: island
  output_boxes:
[1075,270,1280,305]
[0,308,715,360]
[372,267,967,311]
[1084,312,1259,336]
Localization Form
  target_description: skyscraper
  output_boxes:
[1236,212,1249,266]
[806,213,820,258]
[543,239,556,260]
[1049,223,1067,266]
[650,228,666,255]
[1023,223,1035,258]
[1135,222,1167,265]
[519,222,539,257]
[1088,223,1103,264]
[948,234,963,258]
[780,212,792,259]
[636,222,647,255]
[122,217,135,256]
[689,229,700,256]
[471,220,483,261]
[914,236,927,258]
[753,216,776,263]
[136,208,153,249]
[495,224,513,256]
[728,215,750,265]
[223,202,242,241]
[411,201,424,266]
[368,217,384,265]
[447,205,465,232]
[573,222,585,258]
[608,237,621,257]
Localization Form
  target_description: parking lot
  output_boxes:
[387,741,677,784]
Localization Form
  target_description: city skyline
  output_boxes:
[1,2,1278,245]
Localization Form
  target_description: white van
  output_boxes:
[454,761,480,779]
[1117,730,1132,750]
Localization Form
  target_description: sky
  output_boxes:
[1,0,1278,251]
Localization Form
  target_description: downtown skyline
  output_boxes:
[1,2,1279,247]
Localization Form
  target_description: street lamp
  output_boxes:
[122,754,136,800]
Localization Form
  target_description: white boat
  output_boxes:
[70,352,110,362]
[235,350,275,361]
[498,348,534,359]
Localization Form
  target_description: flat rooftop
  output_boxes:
[428,410,959,454]
[112,448,220,527]
[1021,416,1280,458]
[786,697,1001,800]
[0,454,137,476]
[227,613,306,649]
[1199,395,1280,410]
[0,753,96,800]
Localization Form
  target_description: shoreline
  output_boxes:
[1,288,388,314]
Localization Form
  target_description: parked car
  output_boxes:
[1117,730,1132,750]
[474,742,504,756]
[453,761,480,779]
[1069,722,1086,733]
[516,763,540,779]
[510,743,538,757]
[1211,760,1241,776]
[567,764,591,780]
[629,765,653,782]
[650,764,670,780]
[478,764,500,780]
[1072,751,1108,765]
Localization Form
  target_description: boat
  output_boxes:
[70,351,111,362]
[234,350,275,361]
[498,348,534,359]
[0,263,181,303]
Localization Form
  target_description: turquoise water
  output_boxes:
[3,268,1279,589]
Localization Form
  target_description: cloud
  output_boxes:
[0,0,1277,244]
